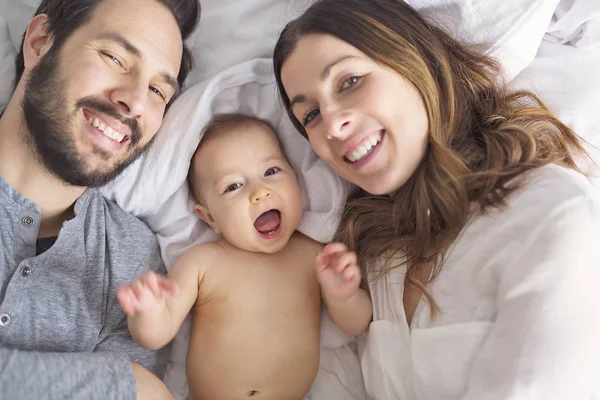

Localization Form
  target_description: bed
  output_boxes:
[1,0,598,398]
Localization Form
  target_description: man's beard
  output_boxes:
[22,44,155,188]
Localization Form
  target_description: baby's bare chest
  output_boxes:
[197,252,320,316]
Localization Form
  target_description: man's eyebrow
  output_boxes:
[289,55,358,112]
[98,32,141,58]
[160,72,180,95]
[98,32,179,94]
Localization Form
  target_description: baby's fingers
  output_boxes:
[117,286,136,316]
[315,252,331,274]
[159,279,179,296]
[140,272,161,296]
[342,266,360,283]
[322,243,348,258]
[334,251,358,273]
[132,279,148,301]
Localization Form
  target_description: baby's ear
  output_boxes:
[194,204,221,234]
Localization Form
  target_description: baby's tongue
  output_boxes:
[254,210,280,233]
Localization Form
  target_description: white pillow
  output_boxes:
[509,40,600,185]
[0,0,36,49]
[1,0,559,85]
[405,0,561,79]
[0,15,16,109]
[182,0,561,86]
[544,0,600,50]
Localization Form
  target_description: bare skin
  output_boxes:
[118,124,373,399]
[132,362,175,400]
[187,235,321,400]
[121,233,321,400]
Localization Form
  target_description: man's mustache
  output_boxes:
[76,97,142,145]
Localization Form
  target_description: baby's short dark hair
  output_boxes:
[187,113,287,204]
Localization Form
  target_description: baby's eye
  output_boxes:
[224,183,242,193]
[264,167,281,177]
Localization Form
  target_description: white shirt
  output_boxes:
[360,164,600,400]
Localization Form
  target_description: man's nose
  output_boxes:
[110,76,148,119]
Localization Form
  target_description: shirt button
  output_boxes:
[20,266,31,277]
[21,216,35,227]
[0,313,10,327]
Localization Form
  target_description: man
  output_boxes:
[0,0,199,398]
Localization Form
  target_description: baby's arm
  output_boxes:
[317,243,373,335]
[117,246,206,350]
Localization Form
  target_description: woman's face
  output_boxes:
[281,33,429,195]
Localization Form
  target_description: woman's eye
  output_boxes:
[224,183,242,193]
[340,75,362,91]
[302,109,320,126]
[264,167,281,177]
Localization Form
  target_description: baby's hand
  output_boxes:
[117,271,179,317]
[316,243,362,302]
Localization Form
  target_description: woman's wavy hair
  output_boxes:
[273,0,591,306]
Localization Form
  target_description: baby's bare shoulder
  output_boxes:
[289,232,324,256]
[179,240,229,271]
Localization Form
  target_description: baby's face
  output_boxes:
[194,124,304,253]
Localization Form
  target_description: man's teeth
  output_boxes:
[346,135,381,162]
[88,117,125,143]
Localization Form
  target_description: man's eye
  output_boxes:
[150,86,166,100]
[110,56,121,66]
[103,52,123,67]
[264,167,281,177]
[224,183,242,193]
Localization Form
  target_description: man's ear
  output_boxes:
[23,15,54,71]
[194,204,221,234]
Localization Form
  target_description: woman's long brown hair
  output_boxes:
[273,0,591,307]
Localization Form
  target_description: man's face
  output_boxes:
[22,0,183,187]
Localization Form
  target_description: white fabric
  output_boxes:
[0,15,15,109]
[360,164,600,400]
[509,40,600,185]
[545,0,600,50]
[405,0,561,80]
[0,0,560,86]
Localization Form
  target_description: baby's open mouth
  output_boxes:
[254,209,281,235]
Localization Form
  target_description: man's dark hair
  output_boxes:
[14,0,200,91]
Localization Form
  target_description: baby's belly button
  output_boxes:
[187,343,318,400]
[189,382,313,400]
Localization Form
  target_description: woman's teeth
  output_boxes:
[88,117,126,143]
[345,134,381,162]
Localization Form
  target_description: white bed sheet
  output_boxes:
[1,0,599,399]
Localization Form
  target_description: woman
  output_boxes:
[273,0,600,399]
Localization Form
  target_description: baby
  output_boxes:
[117,113,373,400]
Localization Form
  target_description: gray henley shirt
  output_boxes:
[0,172,170,399]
